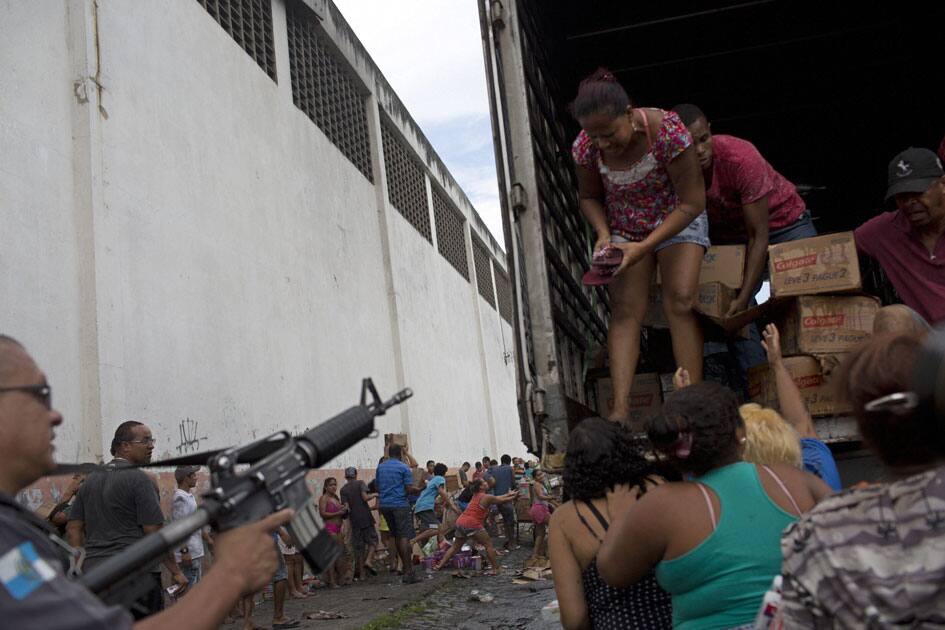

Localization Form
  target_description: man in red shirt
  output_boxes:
[673,104,816,316]
[855,147,945,325]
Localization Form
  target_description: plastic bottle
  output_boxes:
[753,575,783,629]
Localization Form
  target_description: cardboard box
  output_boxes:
[596,372,662,430]
[659,373,676,397]
[644,282,737,328]
[747,354,851,417]
[655,245,746,289]
[696,282,736,319]
[384,433,410,455]
[444,473,459,493]
[777,295,880,355]
[515,495,532,522]
[768,232,860,297]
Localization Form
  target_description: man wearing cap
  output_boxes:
[855,147,945,325]
[172,466,211,588]
[339,466,378,580]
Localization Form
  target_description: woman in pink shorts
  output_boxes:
[528,468,558,564]
[572,68,707,421]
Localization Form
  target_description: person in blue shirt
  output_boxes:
[673,324,843,492]
[409,463,460,549]
[484,454,519,551]
[376,443,422,584]
[759,324,842,491]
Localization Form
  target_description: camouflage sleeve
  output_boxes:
[779,572,827,629]
[780,520,834,629]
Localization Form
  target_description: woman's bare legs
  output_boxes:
[606,254,658,420]
[658,243,704,382]
[434,538,465,571]
[472,530,501,574]
[530,523,546,562]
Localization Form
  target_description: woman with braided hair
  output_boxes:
[597,381,830,629]
[572,68,707,422]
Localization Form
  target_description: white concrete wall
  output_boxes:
[0,0,523,469]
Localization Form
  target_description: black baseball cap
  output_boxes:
[885,147,944,201]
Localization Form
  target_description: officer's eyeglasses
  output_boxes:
[126,438,156,446]
[0,383,52,409]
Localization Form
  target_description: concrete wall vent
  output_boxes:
[472,235,496,309]
[198,0,277,81]
[286,2,374,181]
[381,120,432,242]
[431,188,469,281]
[494,266,513,324]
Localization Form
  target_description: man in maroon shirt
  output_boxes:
[855,147,945,325]
[673,104,816,316]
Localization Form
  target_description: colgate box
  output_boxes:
[768,232,860,297]
[777,295,880,354]
[747,354,851,417]
[644,282,737,328]
[655,245,745,289]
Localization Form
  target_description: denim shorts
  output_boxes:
[613,210,710,252]
[272,543,287,583]
[453,524,484,539]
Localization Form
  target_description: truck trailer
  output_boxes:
[479,0,943,479]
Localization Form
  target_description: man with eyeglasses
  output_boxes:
[0,334,293,628]
[67,420,187,618]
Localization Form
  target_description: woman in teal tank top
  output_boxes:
[596,382,831,629]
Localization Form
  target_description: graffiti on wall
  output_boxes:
[176,417,208,454]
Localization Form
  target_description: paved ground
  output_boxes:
[229,534,559,629]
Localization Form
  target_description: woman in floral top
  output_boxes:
[572,68,707,421]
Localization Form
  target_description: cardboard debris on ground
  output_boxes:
[521,567,552,581]
[523,557,550,570]
[305,610,350,620]
[469,590,495,603]
[768,232,860,297]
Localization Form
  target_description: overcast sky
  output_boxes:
[332,0,504,250]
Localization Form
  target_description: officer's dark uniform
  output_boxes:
[0,493,132,629]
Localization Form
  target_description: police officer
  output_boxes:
[0,335,292,629]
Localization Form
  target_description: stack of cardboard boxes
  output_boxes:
[595,232,878,428]
[597,246,747,429]
[747,232,879,417]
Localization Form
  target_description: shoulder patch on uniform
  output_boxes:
[0,541,56,600]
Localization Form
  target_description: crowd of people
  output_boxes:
[575,69,944,411]
[2,59,943,630]
[548,325,944,628]
[0,349,553,630]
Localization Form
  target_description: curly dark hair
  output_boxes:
[563,417,655,501]
[647,381,743,477]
